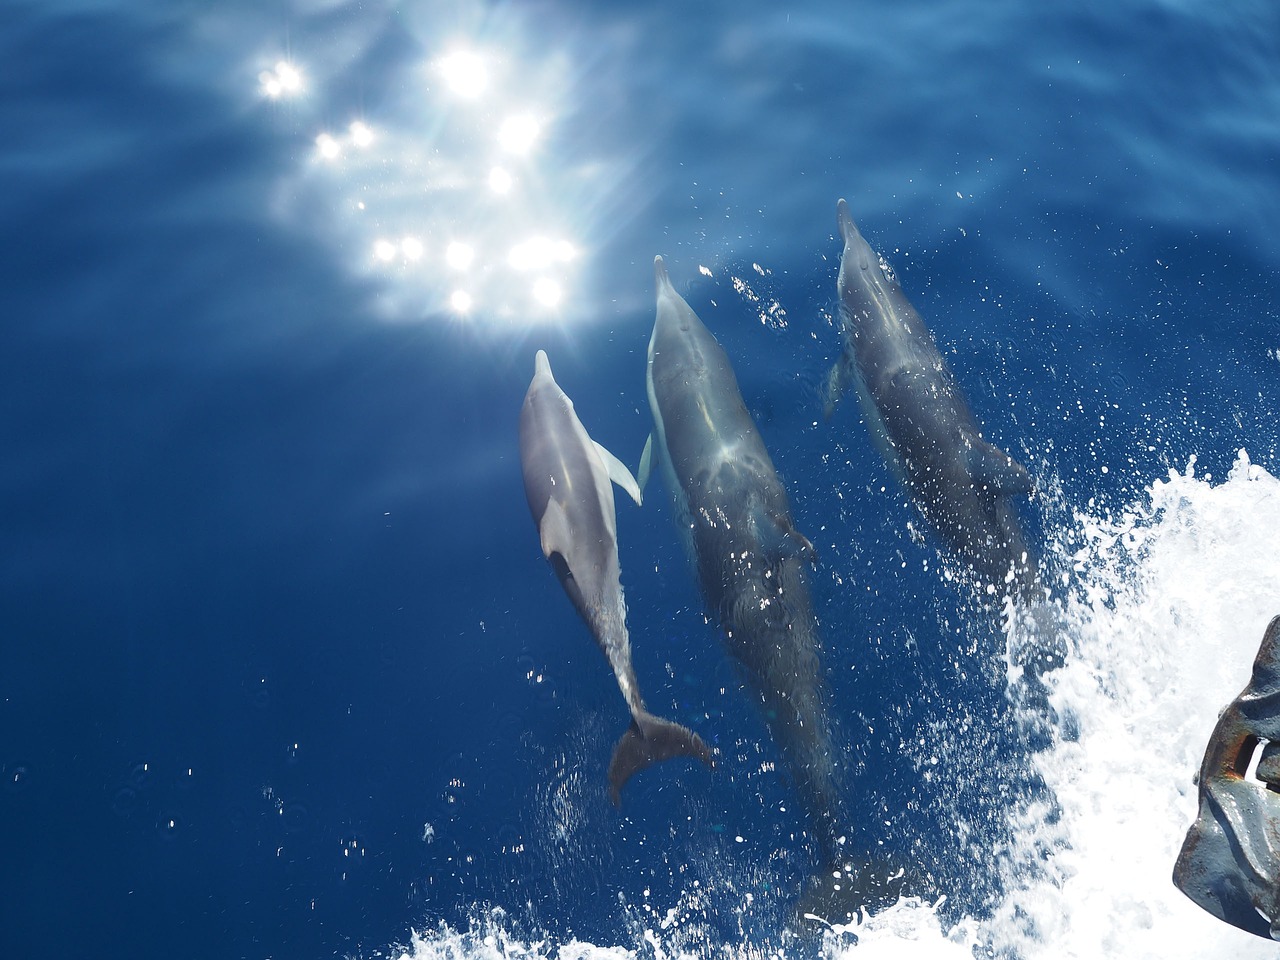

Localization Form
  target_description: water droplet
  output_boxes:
[158,812,183,840]
[3,763,31,795]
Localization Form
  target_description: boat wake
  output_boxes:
[382,450,1280,959]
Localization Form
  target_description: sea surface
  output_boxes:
[3,1,1279,958]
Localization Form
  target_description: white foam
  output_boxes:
[816,897,978,958]
[393,898,971,960]
[392,450,1280,959]
[388,910,635,960]
[989,449,1280,958]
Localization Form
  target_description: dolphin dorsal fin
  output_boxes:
[594,441,643,507]
[538,497,574,560]
[637,434,654,498]
[963,433,1033,495]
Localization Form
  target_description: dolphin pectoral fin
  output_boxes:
[800,534,818,564]
[537,498,574,560]
[637,433,654,498]
[756,510,818,565]
[593,441,643,507]
[822,353,856,419]
[963,433,1033,495]
[606,710,714,806]
[785,523,818,565]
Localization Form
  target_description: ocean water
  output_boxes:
[2,1,1279,957]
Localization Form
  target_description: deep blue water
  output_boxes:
[3,1,1279,957]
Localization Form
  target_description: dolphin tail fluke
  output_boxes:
[607,710,714,806]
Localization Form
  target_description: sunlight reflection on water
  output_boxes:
[258,60,303,100]
[259,14,606,328]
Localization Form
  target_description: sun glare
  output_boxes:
[497,114,541,155]
[488,167,514,195]
[315,133,340,160]
[446,242,476,270]
[438,50,487,99]
[508,237,576,272]
[450,290,474,314]
[532,278,562,309]
[260,60,303,99]
[349,121,374,148]
[276,62,302,91]
[264,21,598,327]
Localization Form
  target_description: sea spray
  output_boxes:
[390,451,1280,959]
[990,449,1280,958]
[814,896,978,957]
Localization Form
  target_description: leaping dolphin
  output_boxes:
[639,257,848,864]
[520,350,713,804]
[824,198,1038,601]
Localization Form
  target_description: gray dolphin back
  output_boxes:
[646,258,846,859]
[826,198,1039,599]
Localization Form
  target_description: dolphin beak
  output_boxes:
[835,198,863,248]
[654,255,671,291]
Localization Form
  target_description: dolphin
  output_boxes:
[824,198,1038,601]
[519,349,712,804]
[639,257,849,866]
